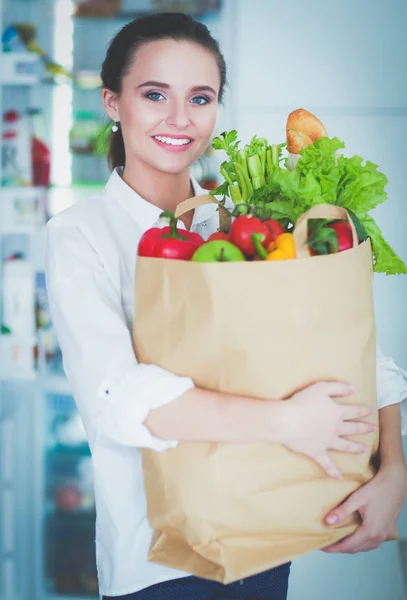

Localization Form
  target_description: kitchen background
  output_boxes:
[0,0,406,599]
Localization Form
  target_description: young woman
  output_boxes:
[45,13,407,600]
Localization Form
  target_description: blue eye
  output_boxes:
[190,96,209,105]
[146,92,164,101]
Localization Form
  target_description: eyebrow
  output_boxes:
[137,81,217,95]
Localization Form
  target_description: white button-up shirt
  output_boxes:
[45,168,407,597]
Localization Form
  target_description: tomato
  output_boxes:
[264,219,285,242]
[207,231,230,242]
[229,215,271,257]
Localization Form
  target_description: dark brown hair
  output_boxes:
[101,12,227,170]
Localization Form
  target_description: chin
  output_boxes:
[155,157,195,175]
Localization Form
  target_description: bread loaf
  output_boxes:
[286,108,328,154]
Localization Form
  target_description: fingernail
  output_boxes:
[348,384,355,392]
[327,515,338,525]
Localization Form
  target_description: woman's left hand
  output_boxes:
[322,463,407,554]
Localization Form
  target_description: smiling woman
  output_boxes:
[100,14,226,218]
[102,37,220,172]
[44,11,407,600]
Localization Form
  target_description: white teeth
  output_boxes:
[154,136,191,146]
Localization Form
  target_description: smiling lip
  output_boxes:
[152,134,194,153]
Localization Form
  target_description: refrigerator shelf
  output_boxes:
[47,596,94,600]
[0,52,41,85]
[0,187,47,234]
[47,596,95,600]
[45,507,96,520]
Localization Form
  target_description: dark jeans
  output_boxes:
[103,562,291,599]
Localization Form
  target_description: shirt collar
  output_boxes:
[105,167,218,231]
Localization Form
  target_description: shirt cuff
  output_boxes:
[96,357,195,450]
[376,347,407,436]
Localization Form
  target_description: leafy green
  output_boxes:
[336,156,388,213]
[359,214,407,275]
[210,130,406,275]
[210,132,280,203]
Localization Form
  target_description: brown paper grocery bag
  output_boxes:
[133,199,391,584]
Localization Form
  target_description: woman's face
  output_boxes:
[103,38,221,175]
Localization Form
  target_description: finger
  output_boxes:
[313,452,343,480]
[321,536,352,553]
[325,492,363,525]
[341,404,374,421]
[336,420,377,437]
[316,381,355,398]
[322,527,371,554]
[322,540,357,553]
[329,437,369,455]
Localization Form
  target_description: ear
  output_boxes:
[102,88,120,122]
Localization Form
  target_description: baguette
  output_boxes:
[286,108,328,154]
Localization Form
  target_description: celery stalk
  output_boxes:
[266,148,273,176]
[251,176,267,190]
[234,162,250,203]
[229,183,242,205]
[260,148,267,175]
[237,150,250,180]
[220,166,234,187]
[271,144,280,168]
[247,155,266,189]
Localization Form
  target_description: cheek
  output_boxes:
[195,107,218,138]
[120,97,158,131]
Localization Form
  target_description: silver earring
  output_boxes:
[112,121,119,133]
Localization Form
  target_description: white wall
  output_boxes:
[220,0,407,598]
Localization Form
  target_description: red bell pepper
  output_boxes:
[138,211,204,260]
[307,219,355,256]
[327,221,354,252]
[138,226,170,257]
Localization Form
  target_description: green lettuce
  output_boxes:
[211,132,406,275]
[359,214,407,275]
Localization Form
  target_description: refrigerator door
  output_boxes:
[0,381,33,600]
[40,391,98,598]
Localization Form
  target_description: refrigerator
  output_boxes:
[0,1,98,596]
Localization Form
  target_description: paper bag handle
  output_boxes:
[293,204,359,258]
[174,194,233,233]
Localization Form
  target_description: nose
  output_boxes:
[166,100,191,130]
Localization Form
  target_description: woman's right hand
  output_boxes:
[280,381,376,480]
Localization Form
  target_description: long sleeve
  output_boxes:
[376,345,407,436]
[45,219,195,451]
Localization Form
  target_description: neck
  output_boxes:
[121,159,193,212]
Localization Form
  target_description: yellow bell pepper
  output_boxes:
[266,232,296,260]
